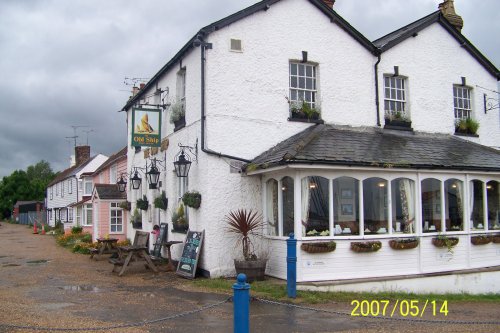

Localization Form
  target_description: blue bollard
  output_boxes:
[287,233,297,298]
[233,273,250,333]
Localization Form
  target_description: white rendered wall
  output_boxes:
[377,24,500,148]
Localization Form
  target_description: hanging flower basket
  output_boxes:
[471,235,491,246]
[301,241,336,253]
[432,236,459,248]
[182,191,202,209]
[350,241,382,253]
[136,195,149,211]
[491,234,500,244]
[389,238,419,250]
[153,192,168,210]
[119,201,131,211]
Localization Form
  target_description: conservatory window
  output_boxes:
[281,177,294,237]
[333,177,359,236]
[363,178,388,234]
[486,180,499,230]
[444,179,464,231]
[470,180,484,230]
[265,179,278,236]
[421,179,442,233]
[391,178,415,234]
[302,176,329,237]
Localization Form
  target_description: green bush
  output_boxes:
[71,226,83,234]
[81,233,92,243]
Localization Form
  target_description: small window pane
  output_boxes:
[266,179,279,236]
[290,63,297,75]
[282,177,294,237]
[302,176,329,237]
[298,64,305,76]
[333,177,359,236]
[421,179,442,233]
[487,181,499,230]
[470,180,484,229]
[298,77,305,89]
[290,76,297,88]
[445,179,464,231]
[363,178,388,234]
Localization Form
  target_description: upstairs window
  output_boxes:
[110,164,117,184]
[171,69,186,131]
[68,179,72,194]
[289,62,320,121]
[453,86,471,120]
[384,76,410,127]
[83,178,93,196]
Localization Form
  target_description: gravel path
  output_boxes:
[0,222,499,333]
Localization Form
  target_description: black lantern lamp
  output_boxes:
[117,175,127,192]
[173,140,198,178]
[130,170,142,190]
[173,149,192,178]
[146,161,161,189]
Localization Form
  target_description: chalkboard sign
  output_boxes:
[176,230,204,279]
[151,223,168,258]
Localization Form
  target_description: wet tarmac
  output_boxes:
[0,223,499,333]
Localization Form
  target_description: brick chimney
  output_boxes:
[322,0,335,8]
[75,145,90,166]
[439,0,463,31]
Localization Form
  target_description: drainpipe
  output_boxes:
[374,51,382,127]
[194,35,251,163]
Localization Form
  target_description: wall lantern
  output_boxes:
[146,161,161,189]
[173,140,198,178]
[130,169,142,190]
[117,175,128,193]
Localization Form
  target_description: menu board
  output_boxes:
[176,230,204,279]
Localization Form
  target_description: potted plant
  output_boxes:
[172,203,188,233]
[119,201,131,211]
[224,209,267,282]
[389,237,419,250]
[384,111,412,129]
[169,101,185,131]
[136,195,149,211]
[287,97,321,122]
[154,191,168,210]
[455,118,479,135]
[301,241,336,253]
[182,191,201,209]
[432,234,459,253]
[350,241,382,253]
[471,235,491,246]
[131,208,142,229]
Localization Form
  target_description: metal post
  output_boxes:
[287,233,297,298]
[233,273,250,333]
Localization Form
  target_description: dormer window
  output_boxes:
[384,75,412,129]
[288,62,321,122]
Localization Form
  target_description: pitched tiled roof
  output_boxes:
[94,184,126,200]
[373,11,499,79]
[248,124,500,172]
[47,156,97,187]
[93,146,127,175]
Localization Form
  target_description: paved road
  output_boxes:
[0,222,498,332]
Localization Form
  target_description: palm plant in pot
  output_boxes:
[224,209,266,282]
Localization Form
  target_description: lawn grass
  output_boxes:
[191,277,500,304]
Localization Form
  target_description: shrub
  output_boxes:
[71,226,83,234]
[182,191,201,209]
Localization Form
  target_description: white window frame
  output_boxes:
[110,202,123,233]
[56,183,59,196]
[83,204,93,226]
[68,179,72,194]
[76,206,81,226]
[50,187,53,200]
[68,208,73,222]
[83,178,93,196]
[453,85,472,120]
[177,68,186,105]
[384,75,408,118]
[289,62,317,109]
[61,182,64,198]
[110,165,117,184]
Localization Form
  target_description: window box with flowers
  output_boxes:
[491,234,500,244]
[384,111,412,131]
[432,235,459,253]
[471,235,491,246]
[350,241,382,253]
[454,118,479,137]
[301,241,336,253]
[287,99,323,124]
[169,101,185,132]
[389,238,419,250]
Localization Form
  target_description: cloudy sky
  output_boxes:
[0,0,498,178]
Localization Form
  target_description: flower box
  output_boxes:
[350,241,382,253]
[491,234,500,244]
[471,235,491,246]
[432,237,459,248]
[389,238,419,250]
[301,242,336,253]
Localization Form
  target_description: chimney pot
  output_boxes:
[322,0,335,8]
[132,86,139,96]
[140,83,145,89]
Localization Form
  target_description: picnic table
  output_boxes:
[110,245,159,276]
[90,238,118,260]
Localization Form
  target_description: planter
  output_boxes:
[172,223,188,233]
[234,259,267,283]
[182,191,202,209]
[491,235,500,244]
[389,238,419,250]
[350,241,382,253]
[301,242,336,253]
[132,222,142,229]
[471,235,491,246]
[173,118,186,132]
[432,237,459,248]
[384,119,412,131]
[136,195,149,211]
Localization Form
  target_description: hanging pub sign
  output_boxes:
[131,108,161,147]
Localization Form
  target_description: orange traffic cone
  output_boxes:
[41,225,46,235]
[33,222,38,234]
